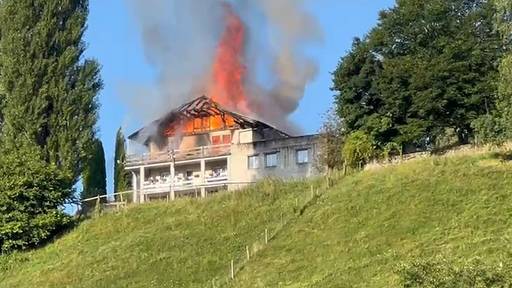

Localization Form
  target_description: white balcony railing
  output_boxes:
[126,144,231,166]
[141,171,229,194]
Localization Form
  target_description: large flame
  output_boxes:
[208,2,249,114]
[164,114,237,137]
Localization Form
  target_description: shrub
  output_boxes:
[318,108,345,170]
[0,144,73,253]
[342,131,376,169]
[398,258,512,288]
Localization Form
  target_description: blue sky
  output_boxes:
[83,0,396,193]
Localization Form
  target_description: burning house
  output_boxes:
[125,96,321,202]
[125,1,323,202]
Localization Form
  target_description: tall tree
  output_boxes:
[81,138,106,200]
[113,127,130,194]
[0,0,102,186]
[333,0,502,149]
[494,0,512,139]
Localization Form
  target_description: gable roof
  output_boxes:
[128,96,289,143]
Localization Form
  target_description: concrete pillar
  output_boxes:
[170,162,175,201]
[131,171,137,203]
[200,159,206,198]
[139,166,145,203]
[226,156,231,191]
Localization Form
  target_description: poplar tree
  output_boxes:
[0,0,102,186]
[0,0,101,251]
[113,127,130,194]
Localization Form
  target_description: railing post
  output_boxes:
[200,159,206,198]
[170,161,176,201]
[139,166,145,204]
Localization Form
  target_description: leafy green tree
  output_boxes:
[0,0,102,186]
[333,0,502,149]
[342,131,375,169]
[494,0,512,140]
[0,142,72,253]
[82,138,106,201]
[113,127,130,194]
[318,109,345,170]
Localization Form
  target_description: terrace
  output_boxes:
[126,144,231,166]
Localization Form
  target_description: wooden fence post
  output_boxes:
[265,229,268,244]
[230,259,234,279]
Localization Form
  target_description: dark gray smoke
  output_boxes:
[126,0,322,133]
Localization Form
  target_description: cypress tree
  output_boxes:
[81,138,106,201]
[0,0,102,186]
[113,127,130,194]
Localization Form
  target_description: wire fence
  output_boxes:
[209,173,337,287]
[75,182,258,217]
[74,173,339,287]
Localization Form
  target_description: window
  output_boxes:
[265,152,279,168]
[222,134,231,144]
[248,155,260,169]
[296,149,309,164]
[211,135,221,145]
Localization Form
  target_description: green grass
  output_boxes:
[1,152,512,287]
[0,180,322,288]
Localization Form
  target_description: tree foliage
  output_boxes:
[332,0,502,150]
[0,143,72,253]
[0,0,102,185]
[342,131,375,169]
[0,0,100,252]
[494,0,512,140]
[317,109,345,170]
[113,127,130,194]
[81,138,106,201]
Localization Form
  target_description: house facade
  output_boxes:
[125,96,322,203]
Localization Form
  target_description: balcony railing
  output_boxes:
[126,144,231,166]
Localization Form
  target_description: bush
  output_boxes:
[342,131,376,169]
[0,145,73,253]
[398,258,512,288]
[318,108,345,170]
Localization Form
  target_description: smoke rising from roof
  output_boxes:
[127,0,321,134]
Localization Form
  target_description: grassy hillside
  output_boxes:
[0,180,323,288]
[232,153,512,287]
[1,152,512,287]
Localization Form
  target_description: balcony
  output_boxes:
[126,144,231,166]
[142,167,228,193]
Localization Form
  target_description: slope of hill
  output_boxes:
[1,152,512,287]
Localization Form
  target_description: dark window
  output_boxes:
[265,152,279,168]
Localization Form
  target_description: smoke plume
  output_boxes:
[127,0,322,134]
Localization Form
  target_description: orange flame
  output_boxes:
[164,114,237,136]
[208,2,249,113]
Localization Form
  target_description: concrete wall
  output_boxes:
[229,135,321,183]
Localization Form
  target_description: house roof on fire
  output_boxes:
[128,95,289,143]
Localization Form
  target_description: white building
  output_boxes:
[125,96,321,202]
